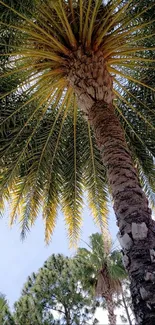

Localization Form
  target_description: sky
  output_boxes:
[0,202,125,323]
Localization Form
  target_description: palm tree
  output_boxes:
[115,279,134,325]
[76,233,126,325]
[0,1,155,322]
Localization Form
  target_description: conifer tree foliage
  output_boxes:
[0,1,155,323]
[14,254,96,325]
[0,293,15,325]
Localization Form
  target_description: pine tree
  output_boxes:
[14,254,96,325]
[0,293,15,325]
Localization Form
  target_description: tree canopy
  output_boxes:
[14,254,97,325]
[0,0,154,244]
[0,293,15,325]
[76,233,127,324]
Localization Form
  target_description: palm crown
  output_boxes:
[0,0,155,243]
[76,233,126,324]
[76,233,126,295]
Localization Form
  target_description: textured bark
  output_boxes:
[89,102,155,325]
[68,48,115,116]
[106,293,117,325]
[97,268,119,325]
[87,101,155,325]
[68,48,155,325]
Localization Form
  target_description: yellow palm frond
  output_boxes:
[0,0,154,243]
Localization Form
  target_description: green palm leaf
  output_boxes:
[0,0,155,244]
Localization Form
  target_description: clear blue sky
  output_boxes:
[0,202,118,309]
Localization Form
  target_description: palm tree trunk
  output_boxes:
[87,101,155,325]
[106,293,117,325]
[70,50,155,324]
[121,285,132,325]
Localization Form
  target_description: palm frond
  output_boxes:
[84,123,109,231]
[0,0,155,242]
[61,104,84,246]
[76,233,126,298]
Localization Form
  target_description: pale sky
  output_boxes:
[0,202,126,323]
